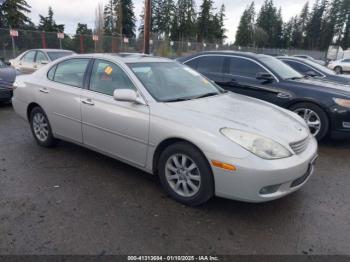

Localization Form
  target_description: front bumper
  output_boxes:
[206,137,318,202]
[329,106,350,139]
[0,87,13,102]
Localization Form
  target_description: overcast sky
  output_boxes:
[27,0,315,43]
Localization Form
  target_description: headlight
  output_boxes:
[220,128,292,160]
[333,98,350,108]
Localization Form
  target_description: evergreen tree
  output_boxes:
[0,0,33,29]
[104,0,115,34]
[235,2,255,46]
[213,4,226,43]
[115,0,136,38]
[305,0,328,49]
[38,7,64,32]
[197,0,214,42]
[256,0,282,48]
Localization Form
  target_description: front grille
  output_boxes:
[290,136,310,155]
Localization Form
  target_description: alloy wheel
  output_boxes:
[32,112,49,142]
[294,108,321,137]
[165,154,201,198]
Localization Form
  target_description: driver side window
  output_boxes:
[229,57,267,78]
[89,60,136,96]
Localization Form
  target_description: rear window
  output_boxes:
[47,51,74,61]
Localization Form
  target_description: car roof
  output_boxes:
[179,50,273,61]
[33,49,74,52]
[68,53,173,64]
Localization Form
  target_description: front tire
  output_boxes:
[29,107,56,147]
[158,142,214,206]
[289,102,329,141]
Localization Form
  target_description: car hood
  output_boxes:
[0,67,17,84]
[165,92,309,145]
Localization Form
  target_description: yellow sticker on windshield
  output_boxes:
[203,79,209,84]
[104,66,113,75]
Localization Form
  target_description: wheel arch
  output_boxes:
[286,98,332,131]
[152,137,213,177]
[26,102,42,120]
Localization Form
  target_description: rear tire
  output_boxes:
[334,66,342,74]
[29,107,56,147]
[289,102,329,141]
[158,142,214,206]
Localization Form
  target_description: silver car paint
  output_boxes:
[12,54,318,202]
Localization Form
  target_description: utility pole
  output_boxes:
[144,0,151,54]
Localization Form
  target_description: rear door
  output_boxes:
[342,59,350,71]
[185,55,225,83]
[43,58,91,143]
[19,50,37,74]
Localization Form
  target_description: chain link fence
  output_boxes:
[0,28,327,61]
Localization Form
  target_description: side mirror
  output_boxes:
[113,89,145,104]
[40,60,49,65]
[305,71,318,77]
[256,72,274,81]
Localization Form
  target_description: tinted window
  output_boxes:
[90,60,136,96]
[229,57,267,77]
[259,56,303,80]
[36,51,48,63]
[22,51,36,62]
[53,59,89,88]
[283,60,320,76]
[343,59,350,63]
[185,58,198,69]
[197,56,224,74]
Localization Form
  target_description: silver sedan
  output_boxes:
[12,54,318,206]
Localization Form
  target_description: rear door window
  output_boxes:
[21,51,36,63]
[196,56,225,74]
[53,59,90,88]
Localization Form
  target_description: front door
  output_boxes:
[81,59,150,167]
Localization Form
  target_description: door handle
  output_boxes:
[81,98,95,106]
[39,88,49,94]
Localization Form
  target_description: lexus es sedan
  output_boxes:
[12,54,317,206]
[278,56,350,85]
[9,49,75,74]
[0,59,17,102]
[178,51,350,141]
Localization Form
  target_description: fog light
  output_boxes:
[259,184,280,195]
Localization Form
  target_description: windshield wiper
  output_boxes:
[285,76,304,80]
[192,92,220,100]
[163,97,193,103]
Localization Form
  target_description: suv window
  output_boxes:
[22,51,36,62]
[53,59,89,88]
[283,60,321,76]
[229,57,267,78]
[196,56,224,74]
[36,51,48,63]
[343,59,350,63]
[89,59,136,96]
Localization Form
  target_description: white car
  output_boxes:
[9,49,75,74]
[328,58,350,74]
[12,54,318,206]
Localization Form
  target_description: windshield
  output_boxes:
[303,59,336,75]
[128,62,224,102]
[259,56,303,80]
[47,51,74,61]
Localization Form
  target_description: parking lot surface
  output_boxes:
[0,103,350,255]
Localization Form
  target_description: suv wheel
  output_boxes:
[334,66,342,74]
